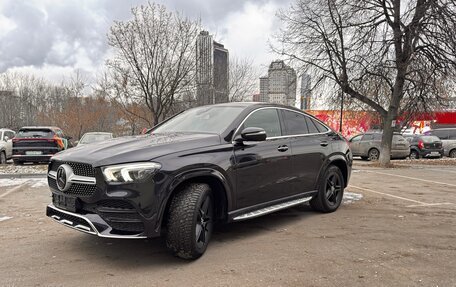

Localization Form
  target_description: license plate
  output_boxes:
[53,194,77,212]
[26,151,42,155]
[430,152,440,156]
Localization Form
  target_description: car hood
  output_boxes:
[52,133,221,167]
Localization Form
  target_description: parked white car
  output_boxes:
[0,128,16,164]
[76,132,113,146]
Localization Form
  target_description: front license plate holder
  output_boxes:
[53,194,77,212]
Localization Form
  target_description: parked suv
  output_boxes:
[409,135,443,159]
[12,126,69,165]
[0,128,16,164]
[349,132,410,160]
[424,128,456,158]
[46,103,352,259]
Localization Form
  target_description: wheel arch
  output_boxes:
[321,154,349,188]
[159,168,232,230]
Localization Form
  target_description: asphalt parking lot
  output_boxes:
[1,160,455,287]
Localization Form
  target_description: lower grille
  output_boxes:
[96,200,144,234]
[47,207,96,234]
[48,178,97,197]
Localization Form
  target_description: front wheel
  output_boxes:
[0,152,6,164]
[166,183,214,260]
[310,165,345,213]
[409,150,419,159]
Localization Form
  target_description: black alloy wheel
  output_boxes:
[450,149,456,158]
[310,165,345,213]
[325,173,342,207]
[195,196,212,250]
[166,183,214,260]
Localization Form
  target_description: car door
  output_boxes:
[349,135,363,155]
[5,131,14,158]
[358,134,375,156]
[281,109,329,193]
[233,108,292,209]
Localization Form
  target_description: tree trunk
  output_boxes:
[379,106,398,166]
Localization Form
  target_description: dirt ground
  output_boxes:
[1,160,455,287]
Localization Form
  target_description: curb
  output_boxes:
[0,173,47,179]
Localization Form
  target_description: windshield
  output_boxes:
[80,134,112,144]
[152,106,245,134]
[16,129,54,138]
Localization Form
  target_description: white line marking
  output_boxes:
[0,216,12,222]
[406,203,454,208]
[364,170,456,188]
[349,185,426,205]
[0,180,30,199]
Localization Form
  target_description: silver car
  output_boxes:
[76,132,113,146]
[424,128,456,158]
[349,132,410,160]
[0,128,16,164]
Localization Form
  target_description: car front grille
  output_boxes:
[50,161,95,177]
[48,160,97,197]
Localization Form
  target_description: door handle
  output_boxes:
[320,141,329,147]
[277,145,289,152]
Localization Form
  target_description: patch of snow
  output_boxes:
[0,178,47,188]
[0,216,12,222]
[343,192,363,204]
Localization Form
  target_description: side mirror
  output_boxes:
[4,136,9,142]
[235,127,267,143]
[74,140,79,145]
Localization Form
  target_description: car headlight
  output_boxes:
[102,162,161,183]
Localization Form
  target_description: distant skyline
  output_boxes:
[0,0,293,86]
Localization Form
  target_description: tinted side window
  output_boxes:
[305,117,319,134]
[449,130,456,140]
[282,110,309,135]
[362,134,374,141]
[311,118,329,133]
[242,109,282,137]
[432,130,449,140]
[5,131,15,139]
[350,135,362,142]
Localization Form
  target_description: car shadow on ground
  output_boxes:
[48,204,318,267]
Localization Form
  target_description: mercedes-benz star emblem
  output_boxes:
[56,164,73,192]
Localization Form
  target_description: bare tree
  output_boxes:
[228,57,258,102]
[276,0,456,165]
[106,2,200,125]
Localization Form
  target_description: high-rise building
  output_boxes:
[258,60,297,106]
[300,74,311,110]
[196,31,229,106]
[259,76,269,102]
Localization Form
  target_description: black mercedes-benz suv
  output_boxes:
[46,103,352,259]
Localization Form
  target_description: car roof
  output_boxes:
[82,132,112,135]
[207,102,305,112]
[19,126,61,130]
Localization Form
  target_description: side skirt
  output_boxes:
[228,191,317,222]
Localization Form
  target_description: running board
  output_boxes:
[233,196,313,221]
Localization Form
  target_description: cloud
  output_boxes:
[0,0,292,83]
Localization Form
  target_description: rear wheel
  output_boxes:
[450,149,456,158]
[166,183,214,260]
[409,150,419,159]
[310,165,345,213]
[0,151,6,164]
[368,148,380,161]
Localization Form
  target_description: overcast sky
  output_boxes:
[0,0,293,86]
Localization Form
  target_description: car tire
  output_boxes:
[166,183,214,260]
[450,149,456,158]
[409,150,419,159]
[310,165,345,213]
[0,151,6,164]
[368,148,380,161]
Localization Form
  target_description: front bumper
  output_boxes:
[46,204,147,239]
